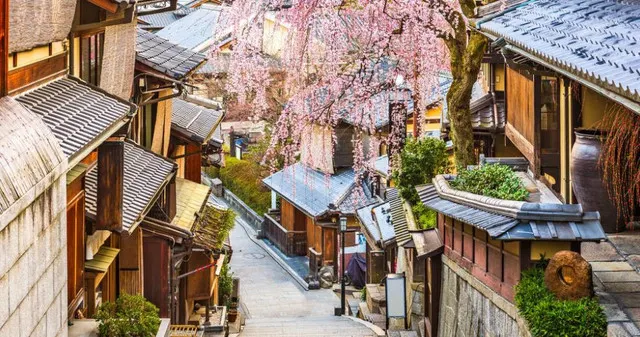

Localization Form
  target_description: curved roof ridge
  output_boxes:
[0,96,66,229]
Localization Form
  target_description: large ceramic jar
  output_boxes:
[571,129,620,232]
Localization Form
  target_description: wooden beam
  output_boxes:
[96,136,125,231]
[87,0,119,13]
[505,123,535,167]
[0,0,7,96]
[7,52,67,95]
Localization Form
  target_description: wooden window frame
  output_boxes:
[79,30,105,86]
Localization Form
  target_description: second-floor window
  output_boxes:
[80,32,105,86]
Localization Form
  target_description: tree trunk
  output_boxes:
[444,30,487,168]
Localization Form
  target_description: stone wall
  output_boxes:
[439,255,531,337]
[0,177,68,336]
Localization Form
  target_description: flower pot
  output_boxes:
[227,310,238,323]
[571,129,621,232]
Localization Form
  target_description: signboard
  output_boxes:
[385,273,406,318]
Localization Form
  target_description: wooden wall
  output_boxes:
[334,124,355,169]
[186,251,215,301]
[119,227,144,295]
[506,67,535,165]
[281,199,307,232]
[143,235,171,318]
[184,143,202,183]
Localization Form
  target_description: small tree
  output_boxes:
[94,293,161,337]
[393,138,448,229]
[393,137,448,205]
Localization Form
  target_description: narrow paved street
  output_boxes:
[228,216,380,336]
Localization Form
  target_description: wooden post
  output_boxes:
[167,176,177,220]
[0,0,7,96]
[97,137,125,231]
[119,228,144,295]
[429,255,442,337]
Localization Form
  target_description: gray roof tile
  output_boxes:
[479,0,640,102]
[416,184,606,241]
[136,28,207,79]
[156,5,223,51]
[15,76,133,158]
[389,195,412,246]
[263,162,376,217]
[85,141,176,233]
[138,7,197,29]
[172,97,224,144]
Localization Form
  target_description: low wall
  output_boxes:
[439,255,531,337]
[223,188,263,231]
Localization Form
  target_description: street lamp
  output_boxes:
[340,216,347,316]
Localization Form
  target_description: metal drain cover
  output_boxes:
[245,253,266,259]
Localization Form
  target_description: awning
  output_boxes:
[15,76,134,164]
[85,140,177,233]
[85,246,120,273]
[173,177,211,232]
[136,29,206,80]
[411,229,443,259]
[172,97,224,145]
[192,204,233,251]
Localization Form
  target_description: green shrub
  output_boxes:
[219,258,234,308]
[515,267,607,337]
[392,138,449,205]
[204,156,271,214]
[412,202,437,229]
[94,293,160,337]
[450,164,529,201]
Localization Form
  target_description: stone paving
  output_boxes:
[227,212,381,336]
[583,235,640,336]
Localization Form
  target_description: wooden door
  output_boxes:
[66,188,85,315]
[143,236,171,318]
[323,228,335,265]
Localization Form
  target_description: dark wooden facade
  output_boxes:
[66,170,86,318]
[143,235,172,317]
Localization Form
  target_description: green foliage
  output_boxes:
[392,138,449,205]
[411,203,437,229]
[204,156,271,214]
[450,164,529,201]
[219,258,234,308]
[360,286,367,301]
[515,267,607,337]
[94,293,160,337]
[214,208,236,249]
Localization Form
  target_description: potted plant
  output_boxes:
[94,293,161,337]
[227,299,239,323]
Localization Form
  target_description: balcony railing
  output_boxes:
[263,213,307,256]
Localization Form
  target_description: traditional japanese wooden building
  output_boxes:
[416,173,607,337]
[263,163,378,277]
[475,0,640,208]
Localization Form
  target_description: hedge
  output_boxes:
[515,267,607,337]
[204,156,271,215]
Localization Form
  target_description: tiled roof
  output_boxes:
[15,76,133,159]
[193,204,233,250]
[263,162,376,217]
[389,195,412,246]
[156,5,223,51]
[173,177,211,231]
[478,0,640,102]
[136,29,207,79]
[138,7,197,30]
[443,93,506,131]
[172,97,224,144]
[374,155,389,178]
[411,229,443,259]
[85,141,176,233]
[0,96,65,218]
[416,182,607,241]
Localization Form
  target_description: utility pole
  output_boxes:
[340,216,347,315]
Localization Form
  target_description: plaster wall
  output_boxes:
[0,177,68,337]
[439,255,531,337]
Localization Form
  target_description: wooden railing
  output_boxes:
[263,214,307,256]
